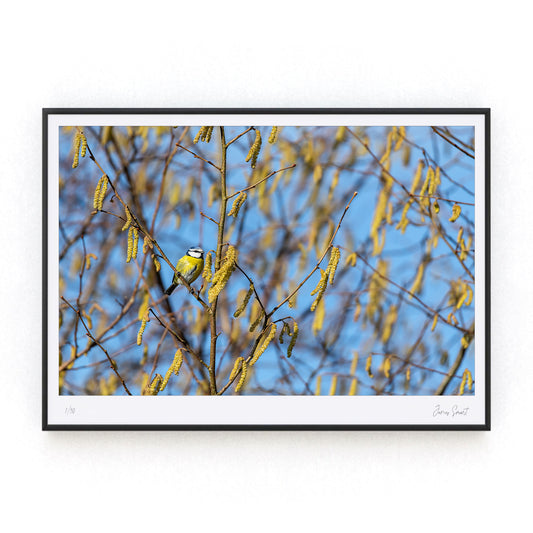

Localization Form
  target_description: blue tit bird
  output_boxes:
[164,246,204,295]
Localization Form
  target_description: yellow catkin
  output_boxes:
[172,348,183,376]
[348,378,358,395]
[85,253,97,270]
[449,204,461,222]
[101,126,112,145]
[466,369,473,391]
[268,126,279,144]
[461,335,470,349]
[137,313,149,345]
[396,198,413,233]
[409,263,425,296]
[160,349,184,392]
[313,164,323,184]
[457,227,464,245]
[203,126,214,142]
[288,292,297,309]
[366,260,388,320]
[137,292,150,321]
[228,191,247,217]
[447,312,458,326]
[459,239,467,261]
[97,175,108,210]
[140,344,149,366]
[335,126,346,142]
[315,375,322,396]
[169,183,181,206]
[122,206,133,231]
[345,252,357,267]
[82,309,92,329]
[312,297,325,336]
[310,268,328,311]
[379,130,393,164]
[250,323,277,365]
[211,247,236,285]
[324,168,339,200]
[350,351,359,375]
[229,357,244,382]
[456,287,468,310]
[409,162,423,196]
[93,176,103,210]
[202,252,213,282]
[279,322,289,344]
[148,374,162,395]
[465,236,472,259]
[208,246,237,303]
[126,226,134,263]
[234,283,254,318]
[142,235,151,254]
[329,375,338,396]
[426,167,436,196]
[131,227,139,260]
[245,129,262,168]
[72,131,82,168]
[370,185,391,253]
[327,247,340,285]
[151,254,161,272]
[80,133,87,157]
[402,143,411,166]
[193,127,206,144]
[431,313,439,332]
[235,360,248,392]
[366,355,374,378]
[383,356,391,378]
[429,166,440,196]
[286,321,298,358]
[382,305,398,343]
[229,322,241,344]
[394,126,406,151]
[465,285,473,306]
[419,166,432,197]
[249,307,264,333]
[459,369,472,395]
[140,373,150,395]
[386,200,393,225]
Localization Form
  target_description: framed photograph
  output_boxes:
[43,108,490,430]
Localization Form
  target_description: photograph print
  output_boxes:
[44,109,489,428]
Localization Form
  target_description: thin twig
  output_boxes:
[431,127,475,159]
[225,126,254,148]
[200,211,218,225]
[226,164,297,200]
[176,143,221,171]
[234,262,267,317]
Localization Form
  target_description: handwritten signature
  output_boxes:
[433,404,469,418]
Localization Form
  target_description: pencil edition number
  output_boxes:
[64,406,76,416]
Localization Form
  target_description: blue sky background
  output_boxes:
[58,124,476,396]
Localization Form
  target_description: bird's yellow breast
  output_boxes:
[174,254,204,284]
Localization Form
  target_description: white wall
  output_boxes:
[0,1,528,531]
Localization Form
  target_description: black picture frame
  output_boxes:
[43,108,490,430]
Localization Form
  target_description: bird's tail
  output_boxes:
[164,283,178,296]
